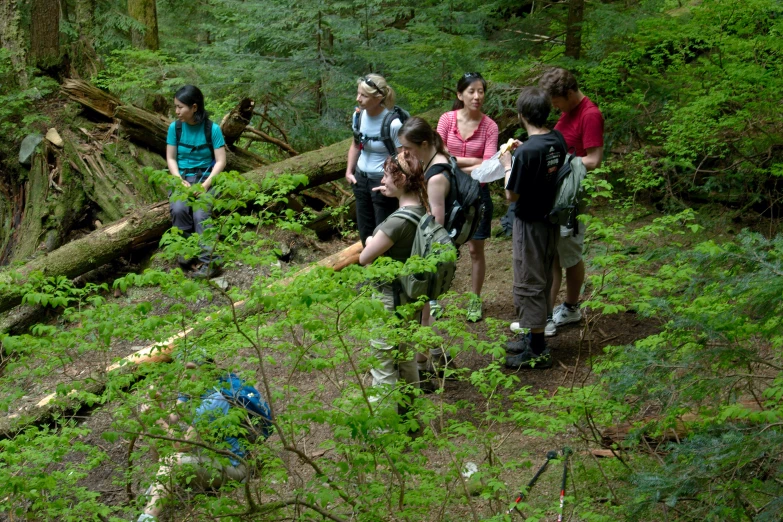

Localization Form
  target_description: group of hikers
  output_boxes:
[146,66,603,520]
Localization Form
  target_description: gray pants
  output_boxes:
[513,218,558,329]
[169,185,217,265]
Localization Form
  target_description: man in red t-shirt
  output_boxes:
[539,68,604,336]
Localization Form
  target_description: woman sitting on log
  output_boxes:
[166,85,227,279]
[359,150,428,412]
[345,74,402,246]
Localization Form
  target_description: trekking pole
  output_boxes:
[557,447,573,522]
[507,450,558,517]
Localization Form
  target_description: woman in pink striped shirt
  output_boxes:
[437,72,499,322]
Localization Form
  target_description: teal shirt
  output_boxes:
[166,120,226,171]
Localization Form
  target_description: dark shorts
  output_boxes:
[472,184,493,241]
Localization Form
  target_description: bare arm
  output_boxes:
[582,146,603,171]
[346,141,360,184]
[500,150,519,202]
[427,174,450,226]
[201,146,227,191]
[359,231,394,265]
[167,145,190,187]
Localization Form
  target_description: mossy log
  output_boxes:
[0,241,363,438]
[0,202,170,314]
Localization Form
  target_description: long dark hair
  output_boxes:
[399,117,450,159]
[383,150,430,213]
[452,72,488,110]
[174,85,208,124]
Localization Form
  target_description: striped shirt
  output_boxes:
[436,110,499,160]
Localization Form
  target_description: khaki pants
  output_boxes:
[369,286,420,396]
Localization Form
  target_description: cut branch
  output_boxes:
[243,126,299,156]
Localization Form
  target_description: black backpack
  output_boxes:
[175,119,216,161]
[437,157,484,248]
[352,106,410,156]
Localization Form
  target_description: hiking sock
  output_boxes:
[530,332,546,356]
[564,302,579,311]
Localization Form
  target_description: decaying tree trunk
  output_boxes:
[128,0,160,51]
[220,98,255,147]
[0,202,171,314]
[0,241,363,438]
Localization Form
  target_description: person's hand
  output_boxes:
[201,178,211,192]
[180,178,191,188]
[345,171,357,184]
[500,151,512,169]
[372,185,389,197]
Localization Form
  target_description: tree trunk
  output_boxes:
[0,241,363,437]
[220,98,255,147]
[128,0,159,51]
[0,0,28,87]
[71,0,99,78]
[564,0,584,59]
[0,202,171,314]
[30,0,61,70]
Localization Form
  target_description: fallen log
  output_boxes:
[0,241,363,438]
[305,199,357,239]
[62,79,267,172]
[0,202,170,315]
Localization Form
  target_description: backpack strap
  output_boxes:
[174,119,216,161]
[204,118,215,161]
[379,109,398,156]
[352,109,364,144]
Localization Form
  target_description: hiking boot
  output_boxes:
[505,347,553,369]
[553,303,582,326]
[191,263,223,280]
[506,332,532,355]
[545,317,557,337]
[466,295,483,322]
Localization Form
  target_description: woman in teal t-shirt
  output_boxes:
[166,85,227,279]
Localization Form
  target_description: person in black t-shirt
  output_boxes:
[499,87,566,369]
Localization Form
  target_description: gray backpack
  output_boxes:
[547,135,588,234]
[392,209,457,304]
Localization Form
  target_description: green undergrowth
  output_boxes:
[0,173,781,521]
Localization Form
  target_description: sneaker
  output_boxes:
[138,514,158,522]
[545,318,557,337]
[506,332,532,355]
[553,303,582,326]
[191,263,223,280]
[466,295,483,323]
[505,347,553,369]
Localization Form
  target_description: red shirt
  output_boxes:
[437,110,499,160]
[554,97,604,157]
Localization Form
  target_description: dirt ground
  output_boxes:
[0,212,661,522]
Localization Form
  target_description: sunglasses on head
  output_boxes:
[462,72,483,80]
[361,76,380,92]
[392,153,409,176]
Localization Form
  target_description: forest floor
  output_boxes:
[0,207,669,521]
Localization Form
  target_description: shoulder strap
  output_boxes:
[175,121,183,160]
[380,109,398,156]
[203,118,215,160]
[394,208,423,227]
